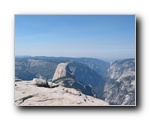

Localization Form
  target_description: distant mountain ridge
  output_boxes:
[15,56,109,80]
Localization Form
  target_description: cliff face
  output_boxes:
[103,59,135,105]
[52,63,73,80]
[105,59,135,80]
[15,81,109,106]
[52,62,105,99]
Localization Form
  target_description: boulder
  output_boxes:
[48,82,59,88]
[32,78,49,87]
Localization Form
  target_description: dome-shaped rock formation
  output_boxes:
[52,62,105,98]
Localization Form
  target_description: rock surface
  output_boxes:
[103,58,135,105]
[52,62,104,98]
[105,58,135,80]
[52,63,72,80]
[15,81,109,106]
[15,77,22,82]
[32,78,49,87]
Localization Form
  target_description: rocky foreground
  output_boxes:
[15,81,109,106]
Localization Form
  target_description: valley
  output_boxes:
[15,56,135,106]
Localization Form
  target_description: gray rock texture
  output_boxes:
[48,82,59,88]
[52,62,104,98]
[52,63,72,80]
[103,58,135,105]
[15,81,109,106]
[105,59,135,80]
[32,78,49,87]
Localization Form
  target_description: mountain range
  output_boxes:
[15,56,135,105]
[15,56,109,80]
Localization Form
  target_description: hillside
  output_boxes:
[103,58,135,105]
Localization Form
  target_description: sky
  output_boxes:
[15,15,135,60]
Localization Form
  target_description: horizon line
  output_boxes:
[15,55,135,61]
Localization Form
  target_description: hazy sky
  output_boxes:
[15,15,135,60]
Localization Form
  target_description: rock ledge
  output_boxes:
[15,81,109,106]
